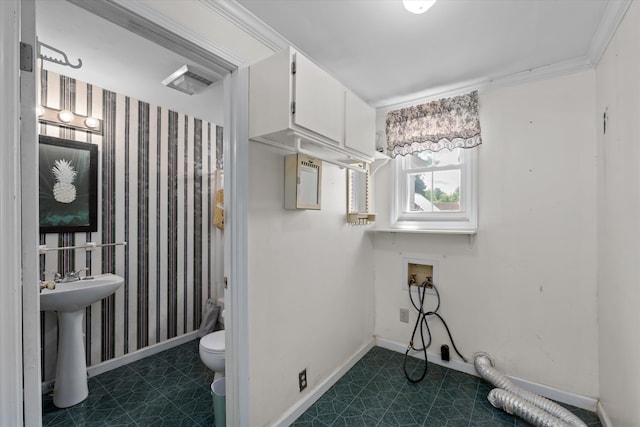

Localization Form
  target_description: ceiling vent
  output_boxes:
[162,65,217,95]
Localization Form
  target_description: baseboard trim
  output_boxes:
[273,338,376,427]
[597,401,613,427]
[88,331,199,377]
[375,337,598,412]
[42,331,200,393]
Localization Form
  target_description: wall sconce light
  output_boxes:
[58,110,75,123]
[38,106,102,134]
[84,117,100,129]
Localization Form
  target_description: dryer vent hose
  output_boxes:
[473,353,587,427]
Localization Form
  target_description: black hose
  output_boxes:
[403,280,467,383]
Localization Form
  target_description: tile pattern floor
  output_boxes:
[292,347,602,427]
[43,342,602,426]
[43,340,215,426]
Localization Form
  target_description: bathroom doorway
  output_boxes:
[24,1,251,424]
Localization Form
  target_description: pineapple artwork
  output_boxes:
[51,159,77,203]
[39,135,98,233]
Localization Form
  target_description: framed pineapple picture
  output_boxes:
[39,135,98,233]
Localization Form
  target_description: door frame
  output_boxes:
[17,1,253,425]
[20,0,41,425]
[0,0,40,425]
[1,0,38,425]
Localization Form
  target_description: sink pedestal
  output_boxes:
[40,273,124,407]
[53,309,88,408]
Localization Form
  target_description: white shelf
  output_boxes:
[368,227,477,235]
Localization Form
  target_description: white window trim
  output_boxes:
[390,148,478,234]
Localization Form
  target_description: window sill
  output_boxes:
[368,227,477,235]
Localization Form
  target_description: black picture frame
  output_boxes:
[39,135,98,233]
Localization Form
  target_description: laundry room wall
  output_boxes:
[595,1,640,424]
[373,69,599,399]
[247,142,376,425]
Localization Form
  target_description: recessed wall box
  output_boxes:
[285,154,322,210]
[403,257,439,295]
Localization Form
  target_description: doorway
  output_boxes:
[23,1,251,425]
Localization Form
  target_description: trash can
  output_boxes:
[211,377,226,427]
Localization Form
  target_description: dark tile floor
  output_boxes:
[43,342,602,426]
[42,340,216,426]
[292,347,602,427]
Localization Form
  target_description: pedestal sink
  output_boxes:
[40,273,124,408]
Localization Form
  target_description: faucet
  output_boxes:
[39,271,60,292]
[60,268,89,283]
[409,274,417,286]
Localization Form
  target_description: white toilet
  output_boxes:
[199,305,225,377]
[199,330,225,374]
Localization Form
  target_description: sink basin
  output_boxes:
[40,273,124,312]
[40,273,123,408]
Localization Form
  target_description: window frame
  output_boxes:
[390,148,478,233]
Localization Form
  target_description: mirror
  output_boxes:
[347,163,375,225]
[285,154,322,210]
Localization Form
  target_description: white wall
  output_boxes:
[373,70,599,397]
[248,142,375,426]
[140,0,274,64]
[36,0,225,125]
[595,2,640,425]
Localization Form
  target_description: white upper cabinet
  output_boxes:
[293,52,344,145]
[249,47,375,164]
[344,90,375,158]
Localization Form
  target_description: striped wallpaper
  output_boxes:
[39,70,223,381]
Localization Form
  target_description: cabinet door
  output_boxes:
[293,53,344,144]
[345,90,375,158]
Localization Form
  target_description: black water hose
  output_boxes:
[403,280,467,383]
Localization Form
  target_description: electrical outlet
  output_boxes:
[400,308,409,323]
[298,369,307,392]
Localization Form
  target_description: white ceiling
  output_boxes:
[36,0,224,124]
[35,0,628,116]
[235,0,627,107]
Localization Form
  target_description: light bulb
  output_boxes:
[58,110,74,123]
[84,117,100,129]
[403,0,437,14]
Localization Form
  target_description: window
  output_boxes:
[391,147,478,233]
[385,90,481,233]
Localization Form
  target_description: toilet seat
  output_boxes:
[200,330,225,354]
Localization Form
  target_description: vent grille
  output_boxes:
[162,64,217,95]
[183,70,214,86]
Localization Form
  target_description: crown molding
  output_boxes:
[199,0,289,53]
[105,0,248,68]
[202,0,631,113]
[587,0,633,66]
[376,55,593,112]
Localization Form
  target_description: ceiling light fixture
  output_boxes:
[403,0,437,14]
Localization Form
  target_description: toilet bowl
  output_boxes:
[199,330,225,373]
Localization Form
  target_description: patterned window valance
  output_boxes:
[386,91,482,158]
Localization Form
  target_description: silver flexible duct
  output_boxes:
[474,353,587,427]
[488,389,572,427]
